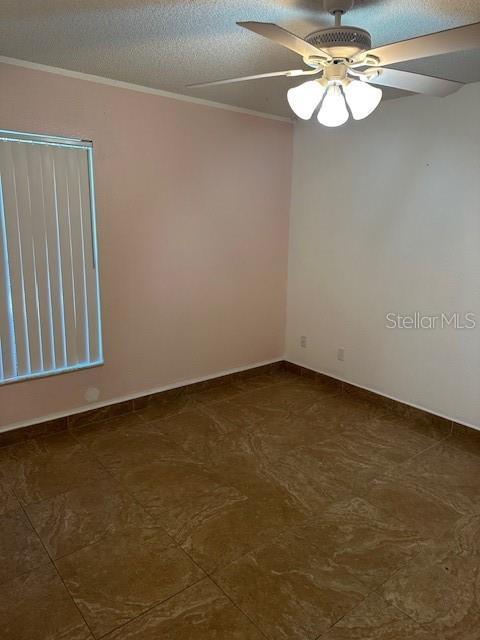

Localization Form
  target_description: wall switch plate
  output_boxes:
[300,336,307,348]
[337,347,345,362]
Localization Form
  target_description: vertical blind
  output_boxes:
[0,130,102,384]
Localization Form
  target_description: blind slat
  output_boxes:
[0,175,16,379]
[0,144,32,376]
[78,152,101,363]
[41,147,67,368]
[66,149,89,364]
[27,145,55,372]
[12,142,44,374]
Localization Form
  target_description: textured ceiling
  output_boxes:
[1,1,480,117]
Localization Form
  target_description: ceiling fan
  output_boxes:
[188,0,480,127]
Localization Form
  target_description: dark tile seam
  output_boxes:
[92,575,207,640]
[19,501,96,638]
[206,570,271,640]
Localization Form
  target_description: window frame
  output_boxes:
[0,129,104,385]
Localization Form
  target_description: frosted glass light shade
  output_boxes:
[344,80,382,120]
[287,80,326,120]
[317,85,349,127]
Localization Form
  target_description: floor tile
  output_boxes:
[321,592,432,639]
[146,409,239,463]
[187,381,250,405]
[0,507,50,585]
[56,525,204,637]
[364,474,464,539]
[307,497,429,589]
[216,518,368,640]
[0,563,92,640]
[1,432,105,506]
[134,389,201,422]
[281,416,435,500]
[104,578,264,639]
[387,442,480,516]
[3,373,479,640]
[203,379,343,429]
[338,414,436,465]
[379,541,480,638]
[450,422,480,458]
[0,473,19,516]
[448,513,480,556]
[26,476,153,559]
[177,490,303,573]
[118,457,245,538]
[73,418,184,474]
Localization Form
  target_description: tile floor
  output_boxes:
[1,369,479,639]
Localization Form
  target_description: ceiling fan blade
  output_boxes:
[237,21,329,59]
[187,68,313,88]
[370,68,463,97]
[363,21,480,67]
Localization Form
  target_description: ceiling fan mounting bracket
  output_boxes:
[323,0,355,15]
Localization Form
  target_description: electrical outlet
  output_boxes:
[337,347,345,362]
[300,336,307,348]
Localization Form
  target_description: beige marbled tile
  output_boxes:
[187,381,250,405]
[154,407,328,473]
[113,457,246,536]
[379,540,480,639]
[450,422,480,458]
[240,378,342,413]
[104,578,264,639]
[56,525,204,637]
[306,497,429,589]
[73,416,186,474]
[447,513,480,556]
[176,490,304,573]
[137,409,239,465]
[322,592,433,639]
[386,442,480,516]
[216,515,368,640]
[364,474,464,539]
[0,507,50,585]
[0,473,19,516]
[1,432,105,506]
[26,475,153,559]
[0,563,92,640]
[342,385,452,440]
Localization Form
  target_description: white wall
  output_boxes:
[286,82,480,428]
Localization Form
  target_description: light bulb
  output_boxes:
[317,85,349,127]
[344,80,382,120]
[287,80,326,120]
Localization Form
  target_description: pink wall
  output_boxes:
[0,62,293,429]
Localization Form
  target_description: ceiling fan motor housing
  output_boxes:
[305,26,372,59]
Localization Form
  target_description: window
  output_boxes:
[0,130,103,384]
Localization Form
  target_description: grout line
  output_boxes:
[19,502,96,638]
[7,371,468,639]
[93,576,208,639]
[207,572,272,640]
[19,438,212,638]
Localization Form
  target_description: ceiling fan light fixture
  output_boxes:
[344,79,383,120]
[317,84,349,127]
[287,80,326,120]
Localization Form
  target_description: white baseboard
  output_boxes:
[286,358,479,432]
[1,357,283,434]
